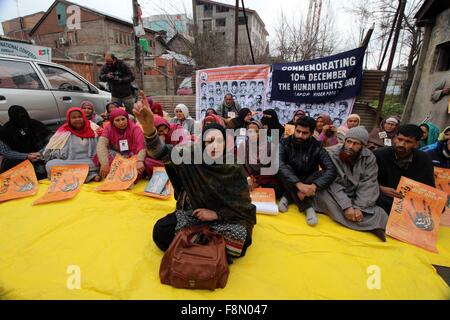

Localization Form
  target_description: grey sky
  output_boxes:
[0,0,385,66]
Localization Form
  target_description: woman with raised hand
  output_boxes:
[134,91,256,263]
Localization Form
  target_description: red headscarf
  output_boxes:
[151,102,164,117]
[101,108,145,155]
[57,107,95,138]
[202,114,225,128]
[154,114,190,145]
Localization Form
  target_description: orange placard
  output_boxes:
[33,164,89,205]
[96,154,138,191]
[141,167,172,200]
[386,177,447,252]
[284,124,295,137]
[0,160,38,202]
[250,188,279,215]
[434,167,450,227]
[250,188,276,203]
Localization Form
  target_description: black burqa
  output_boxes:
[0,105,51,153]
[261,109,285,140]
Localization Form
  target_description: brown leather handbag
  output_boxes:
[159,225,229,290]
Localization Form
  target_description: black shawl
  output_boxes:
[148,123,256,232]
[0,105,51,153]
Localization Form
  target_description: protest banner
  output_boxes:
[196,65,270,119]
[434,167,450,227]
[33,164,88,205]
[0,160,38,202]
[96,154,138,191]
[270,46,366,103]
[386,177,447,252]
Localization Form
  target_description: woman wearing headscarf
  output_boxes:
[261,109,285,141]
[0,105,51,179]
[150,101,172,123]
[143,114,192,177]
[43,107,100,182]
[134,95,256,262]
[94,108,146,179]
[367,116,400,151]
[170,104,195,134]
[287,110,306,125]
[419,122,440,148]
[314,114,338,147]
[202,113,226,128]
[101,102,136,127]
[240,120,284,198]
[206,108,218,117]
[337,114,361,144]
[80,100,103,126]
[226,108,252,130]
[439,126,450,141]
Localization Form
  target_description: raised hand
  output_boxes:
[133,90,155,136]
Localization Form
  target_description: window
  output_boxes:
[216,5,229,13]
[203,20,212,32]
[0,60,44,89]
[204,4,213,11]
[39,65,89,92]
[216,18,226,27]
[238,16,247,25]
[115,31,119,44]
[435,41,450,72]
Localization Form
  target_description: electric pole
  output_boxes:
[375,0,406,127]
[234,0,239,65]
[133,0,144,90]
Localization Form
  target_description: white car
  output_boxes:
[0,54,111,129]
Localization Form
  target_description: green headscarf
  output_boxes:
[419,122,440,148]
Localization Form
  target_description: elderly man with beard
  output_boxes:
[373,124,435,214]
[277,116,337,226]
[312,127,388,241]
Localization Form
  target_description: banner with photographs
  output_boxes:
[196,65,270,120]
[195,61,356,125]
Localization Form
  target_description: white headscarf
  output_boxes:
[174,104,191,119]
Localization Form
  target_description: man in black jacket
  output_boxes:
[99,53,136,114]
[277,116,337,226]
[374,124,435,214]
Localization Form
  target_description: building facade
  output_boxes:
[403,0,450,129]
[194,0,269,63]
[142,14,193,42]
[28,0,164,61]
[1,12,45,41]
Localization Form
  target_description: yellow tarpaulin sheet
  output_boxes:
[0,180,449,300]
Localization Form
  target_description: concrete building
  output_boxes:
[1,12,45,41]
[142,14,193,42]
[28,0,165,61]
[194,0,269,63]
[386,65,408,96]
[403,0,450,129]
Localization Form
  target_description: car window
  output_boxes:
[0,59,44,89]
[39,64,90,92]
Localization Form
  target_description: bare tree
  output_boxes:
[272,4,339,63]
[346,0,425,102]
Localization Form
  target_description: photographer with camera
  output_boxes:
[100,53,136,115]
[314,114,338,147]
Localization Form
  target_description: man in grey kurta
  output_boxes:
[312,127,388,241]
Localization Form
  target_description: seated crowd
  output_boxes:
[0,92,449,263]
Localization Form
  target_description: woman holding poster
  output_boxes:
[43,107,100,182]
[94,108,147,179]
